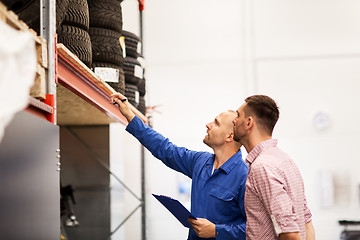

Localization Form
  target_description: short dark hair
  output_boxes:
[244,95,279,135]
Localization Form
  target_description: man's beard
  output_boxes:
[203,136,211,147]
[234,128,244,143]
[233,133,240,142]
[233,127,242,143]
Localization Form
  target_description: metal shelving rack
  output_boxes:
[37,0,148,239]
[0,0,148,237]
[138,1,146,239]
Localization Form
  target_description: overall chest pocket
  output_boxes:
[207,187,238,222]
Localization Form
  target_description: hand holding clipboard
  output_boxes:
[152,194,197,228]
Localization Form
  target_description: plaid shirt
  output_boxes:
[245,139,312,239]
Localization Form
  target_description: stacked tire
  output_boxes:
[57,0,92,67]
[3,0,93,68]
[137,78,146,115]
[2,0,146,114]
[2,0,70,35]
[88,0,125,95]
[122,30,146,115]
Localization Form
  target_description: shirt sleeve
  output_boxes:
[126,116,201,178]
[303,197,312,223]
[252,163,300,235]
[215,222,246,240]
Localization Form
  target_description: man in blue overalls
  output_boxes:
[111,92,248,240]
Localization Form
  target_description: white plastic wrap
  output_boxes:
[0,20,37,142]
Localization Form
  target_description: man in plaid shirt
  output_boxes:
[233,95,315,240]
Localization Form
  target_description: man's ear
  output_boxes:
[246,116,254,130]
[227,132,234,142]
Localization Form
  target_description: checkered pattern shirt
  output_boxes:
[245,139,312,239]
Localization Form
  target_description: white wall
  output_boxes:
[119,0,360,239]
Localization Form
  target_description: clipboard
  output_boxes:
[152,194,196,228]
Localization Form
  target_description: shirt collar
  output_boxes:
[246,139,278,165]
[221,150,243,174]
[205,155,215,166]
[206,150,243,174]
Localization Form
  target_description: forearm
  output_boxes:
[306,221,315,240]
[122,108,135,123]
[118,101,135,123]
[278,232,301,240]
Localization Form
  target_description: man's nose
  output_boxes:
[206,123,211,129]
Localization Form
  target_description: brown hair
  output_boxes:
[244,95,279,135]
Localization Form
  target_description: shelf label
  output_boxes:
[137,42,142,54]
[94,67,119,83]
[135,90,140,104]
[134,65,143,79]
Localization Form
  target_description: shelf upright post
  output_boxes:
[141,143,146,240]
[138,1,145,239]
[139,0,144,54]
[41,0,57,124]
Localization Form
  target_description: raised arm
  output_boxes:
[111,92,203,177]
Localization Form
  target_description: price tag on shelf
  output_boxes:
[94,67,119,83]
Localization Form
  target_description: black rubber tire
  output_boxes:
[58,24,92,67]
[62,0,89,31]
[125,44,139,58]
[137,78,146,96]
[92,62,125,95]
[2,0,35,12]
[122,30,141,57]
[122,30,141,44]
[89,27,124,66]
[56,0,70,30]
[88,0,122,33]
[124,57,142,85]
[125,84,139,107]
[3,0,70,35]
[137,96,146,115]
